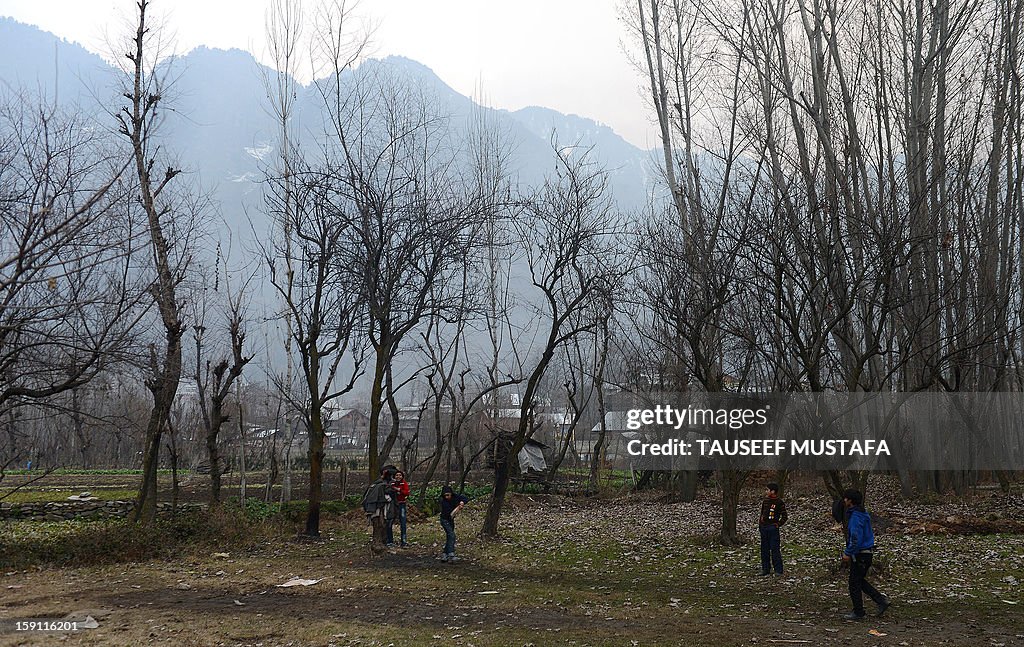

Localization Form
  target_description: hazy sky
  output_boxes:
[0,0,657,149]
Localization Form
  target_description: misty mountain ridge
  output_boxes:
[0,18,654,235]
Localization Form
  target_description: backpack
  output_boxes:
[362,480,386,515]
[831,498,846,524]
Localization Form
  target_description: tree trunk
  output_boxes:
[370,515,387,553]
[545,417,582,486]
[366,344,388,483]
[134,347,180,526]
[169,422,179,513]
[588,435,606,493]
[677,470,698,503]
[719,469,747,546]
[133,415,163,525]
[265,435,278,503]
[207,424,222,505]
[773,469,790,500]
[238,388,246,509]
[995,470,1011,494]
[281,416,294,503]
[304,415,325,536]
[634,469,654,491]
[481,439,512,537]
[377,364,402,470]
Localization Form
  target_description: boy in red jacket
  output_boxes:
[386,470,411,548]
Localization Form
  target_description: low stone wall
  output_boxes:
[0,500,204,521]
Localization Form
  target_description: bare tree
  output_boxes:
[262,167,365,537]
[261,0,307,506]
[0,93,141,435]
[480,143,623,538]
[545,285,617,485]
[312,53,484,483]
[627,0,772,543]
[193,268,253,505]
[414,282,522,507]
[114,0,197,525]
[625,0,1024,510]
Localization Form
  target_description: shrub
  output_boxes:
[0,507,276,570]
[221,496,363,524]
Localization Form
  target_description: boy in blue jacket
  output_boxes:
[841,489,891,620]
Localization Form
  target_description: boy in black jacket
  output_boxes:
[758,482,788,576]
[438,485,468,563]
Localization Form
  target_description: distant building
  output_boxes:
[325,408,370,450]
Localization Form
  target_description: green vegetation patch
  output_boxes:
[0,506,282,569]
[231,496,365,522]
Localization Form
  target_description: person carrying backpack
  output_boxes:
[362,467,394,551]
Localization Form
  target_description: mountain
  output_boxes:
[0,17,111,106]
[509,105,655,210]
[0,20,654,243]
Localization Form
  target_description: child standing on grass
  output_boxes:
[392,470,410,548]
[438,485,468,563]
[758,482,787,576]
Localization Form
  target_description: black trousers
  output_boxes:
[759,525,783,574]
[849,553,885,615]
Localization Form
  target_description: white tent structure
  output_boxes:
[518,439,548,473]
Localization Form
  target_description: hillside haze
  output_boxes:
[0,17,655,256]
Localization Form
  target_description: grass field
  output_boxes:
[1,476,1021,646]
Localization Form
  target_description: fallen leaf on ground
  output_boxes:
[868,629,888,636]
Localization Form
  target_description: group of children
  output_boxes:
[362,466,468,562]
[364,472,889,618]
[759,482,891,620]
